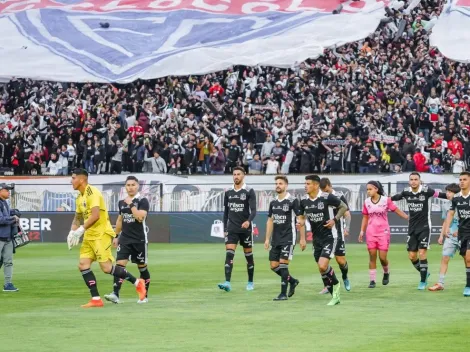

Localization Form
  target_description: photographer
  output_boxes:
[0,183,19,292]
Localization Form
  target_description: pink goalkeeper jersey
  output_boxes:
[362,196,397,237]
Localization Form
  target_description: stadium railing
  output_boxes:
[11,182,449,213]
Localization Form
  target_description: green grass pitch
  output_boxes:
[1,243,469,352]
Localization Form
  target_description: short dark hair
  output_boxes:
[126,176,139,183]
[275,175,288,184]
[445,183,460,194]
[305,175,321,183]
[319,177,332,189]
[409,172,421,179]
[460,171,470,177]
[232,166,245,174]
[72,168,88,177]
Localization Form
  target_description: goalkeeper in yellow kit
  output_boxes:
[68,169,146,308]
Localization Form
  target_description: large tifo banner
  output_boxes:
[0,0,387,83]
[21,212,444,244]
[430,0,470,64]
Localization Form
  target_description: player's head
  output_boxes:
[304,175,320,194]
[445,183,460,200]
[125,176,140,197]
[275,175,288,194]
[367,180,385,198]
[459,171,470,191]
[319,177,332,193]
[71,168,88,191]
[232,167,245,185]
[409,172,421,189]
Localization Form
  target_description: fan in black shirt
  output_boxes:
[104,176,150,305]
[298,175,347,306]
[444,172,470,296]
[264,175,304,301]
[218,167,257,293]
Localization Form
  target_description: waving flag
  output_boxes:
[0,0,387,83]
[431,0,470,64]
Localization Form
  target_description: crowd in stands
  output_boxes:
[0,0,469,176]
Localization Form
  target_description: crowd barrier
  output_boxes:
[20,212,444,244]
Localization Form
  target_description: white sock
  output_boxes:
[92,296,101,300]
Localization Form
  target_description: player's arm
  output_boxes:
[427,187,447,200]
[293,199,306,251]
[442,207,456,237]
[131,198,149,222]
[265,201,274,250]
[115,214,123,236]
[344,210,351,236]
[223,191,229,233]
[390,191,404,201]
[247,188,257,223]
[71,212,83,231]
[359,203,368,242]
[83,206,100,230]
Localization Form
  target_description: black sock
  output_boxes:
[81,269,100,298]
[326,265,339,286]
[278,264,293,296]
[224,249,235,282]
[411,259,420,272]
[271,266,282,277]
[111,265,137,284]
[466,267,470,287]
[245,252,254,282]
[139,266,151,297]
[420,259,428,283]
[321,266,339,295]
[321,272,333,295]
[339,262,349,280]
[112,264,125,296]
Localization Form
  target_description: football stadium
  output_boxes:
[1,0,470,351]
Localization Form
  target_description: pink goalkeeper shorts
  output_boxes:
[366,235,390,251]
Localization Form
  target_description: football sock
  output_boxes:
[321,266,339,295]
[279,264,294,295]
[439,274,445,285]
[466,267,470,287]
[224,249,235,282]
[81,269,99,298]
[369,269,377,282]
[139,266,151,297]
[420,259,428,283]
[111,264,137,285]
[339,261,349,280]
[245,252,255,282]
[112,264,125,296]
[411,259,420,272]
[271,266,282,277]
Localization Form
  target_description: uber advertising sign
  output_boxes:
[20,213,170,243]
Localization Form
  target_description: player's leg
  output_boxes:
[368,248,377,288]
[137,264,150,303]
[241,232,255,291]
[218,233,238,291]
[407,232,421,277]
[461,239,470,296]
[430,238,458,291]
[269,246,286,301]
[104,259,128,304]
[97,236,146,301]
[313,240,329,294]
[135,242,150,303]
[417,230,431,290]
[378,250,390,285]
[78,240,103,307]
[318,239,340,305]
[334,241,350,291]
[279,245,299,298]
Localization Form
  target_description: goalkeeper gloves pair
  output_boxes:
[67,226,85,250]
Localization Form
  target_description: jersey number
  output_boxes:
[117,245,121,252]
[406,236,410,243]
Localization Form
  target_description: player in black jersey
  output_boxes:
[298,175,347,306]
[319,178,352,292]
[444,172,470,297]
[218,167,257,292]
[264,175,305,301]
[390,172,447,290]
[104,176,150,304]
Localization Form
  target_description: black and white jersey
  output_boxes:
[331,190,349,239]
[118,194,150,244]
[391,186,445,232]
[223,184,257,233]
[299,192,342,241]
[450,192,470,238]
[268,193,300,246]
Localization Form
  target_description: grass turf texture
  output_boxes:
[2,243,469,352]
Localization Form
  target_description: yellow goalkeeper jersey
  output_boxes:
[75,184,115,240]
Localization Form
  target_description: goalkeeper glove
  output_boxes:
[67,231,74,250]
[68,226,85,249]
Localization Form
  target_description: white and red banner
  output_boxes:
[0,0,387,83]
[431,0,470,63]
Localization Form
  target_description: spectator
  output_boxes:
[264,154,279,175]
[58,145,69,176]
[197,136,213,175]
[429,159,444,174]
[402,154,416,172]
[248,154,263,175]
[47,153,60,175]
[145,150,167,174]
[210,146,226,175]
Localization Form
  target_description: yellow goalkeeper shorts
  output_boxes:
[79,234,115,263]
